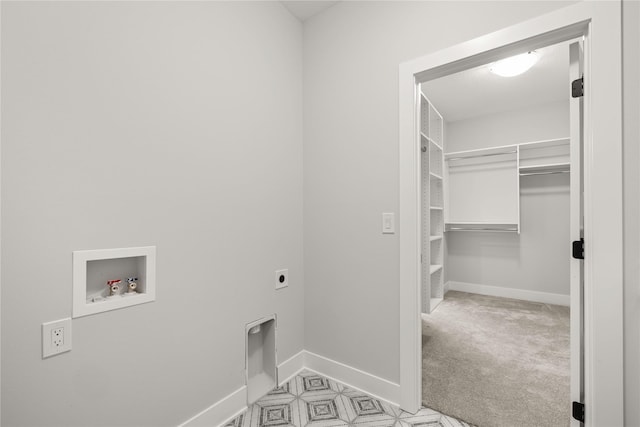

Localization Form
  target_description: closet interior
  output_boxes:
[418,40,575,427]
[419,41,573,314]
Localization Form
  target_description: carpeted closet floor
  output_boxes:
[422,291,570,427]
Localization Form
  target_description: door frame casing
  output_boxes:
[568,40,584,427]
[398,2,623,426]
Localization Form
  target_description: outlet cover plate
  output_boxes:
[275,269,289,290]
[42,318,72,358]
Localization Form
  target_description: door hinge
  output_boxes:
[572,401,585,423]
[572,238,584,260]
[572,77,584,98]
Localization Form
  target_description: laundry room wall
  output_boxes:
[303,1,577,385]
[1,2,304,426]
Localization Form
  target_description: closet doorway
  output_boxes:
[416,39,582,427]
[399,4,623,425]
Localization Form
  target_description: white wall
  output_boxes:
[303,1,577,385]
[2,1,638,425]
[446,100,569,152]
[622,1,640,425]
[1,2,303,426]
[444,101,570,298]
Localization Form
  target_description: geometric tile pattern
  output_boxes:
[259,404,292,426]
[306,399,339,422]
[303,376,331,392]
[223,371,471,427]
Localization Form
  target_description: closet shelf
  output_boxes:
[430,172,443,180]
[519,162,570,175]
[430,264,443,274]
[430,206,443,210]
[445,145,516,161]
[421,132,443,151]
[445,222,519,233]
[420,132,436,147]
[429,235,442,242]
[446,137,570,163]
[519,137,570,151]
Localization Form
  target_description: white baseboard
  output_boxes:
[446,280,570,306]
[179,385,247,427]
[179,350,401,427]
[303,351,400,406]
[180,350,303,427]
[278,350,305,386]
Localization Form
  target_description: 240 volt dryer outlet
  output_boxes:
[275,269,288,289]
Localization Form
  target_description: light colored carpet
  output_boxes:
[422,291,570,427]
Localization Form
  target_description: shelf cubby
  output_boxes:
[429,103,443,145]
[430,209,443,236]
[430,267,444,309]
[429,143,443,177]
[430,238,443,265]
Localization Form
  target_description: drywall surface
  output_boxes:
[1,2,303,426]
[446,101,569,152]
[445,101,570,296]
[303,1,576,384]
[623,1,640,425]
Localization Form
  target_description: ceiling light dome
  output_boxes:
[490,51,539,77]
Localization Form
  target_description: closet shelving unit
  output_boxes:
[518,137,570,175]
[443,137,570,233]
[444,144,520,233]
[420,90,445,314]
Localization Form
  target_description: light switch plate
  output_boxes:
[42,318,72,358]
[382,213,395,234]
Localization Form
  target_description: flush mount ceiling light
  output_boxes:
[489,51,539,77]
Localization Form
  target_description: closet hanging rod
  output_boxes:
[446,150,517,161]
[519,170,570,176]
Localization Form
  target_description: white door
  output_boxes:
[569,40,584,427]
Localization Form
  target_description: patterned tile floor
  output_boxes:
[224,370,470,427]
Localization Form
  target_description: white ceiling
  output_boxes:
[281,1,340,22]
[421,41,571,123]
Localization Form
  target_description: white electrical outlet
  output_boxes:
[42,318,72,358]
[275,269,289,290]
[52,327,64,348]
